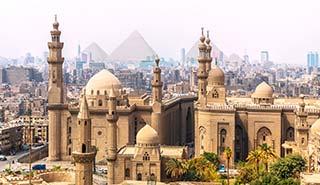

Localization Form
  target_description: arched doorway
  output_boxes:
[235,125,243,161]
[137,173,142,181]
[257,127,272,148]
[219,129,227,155]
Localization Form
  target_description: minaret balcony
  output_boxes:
[152,82,163,87]
[198,57,207,63]
[297,126,309,131]
[48,42,64,49]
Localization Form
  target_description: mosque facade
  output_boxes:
[47,17,320,184]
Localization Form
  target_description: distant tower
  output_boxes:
[72,92,96,185]
[106,87,119,185]
[151,57,163,142]
[47,15,65,161]
[295,95,309,149]
[205,30,212,73]
[151,57,163,103]
[77,44,81,58]
[197,28,208,106]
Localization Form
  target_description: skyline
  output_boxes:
[0,0,320,64]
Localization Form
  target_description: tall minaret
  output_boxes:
[197,28,208,107]
[151,57,163,142]
[106,86,118,185]
[72,92,96,185]
[205,30,212,73]
[151,56,163,103]
[48,15,65,161]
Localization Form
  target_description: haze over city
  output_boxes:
[0,0,319,64]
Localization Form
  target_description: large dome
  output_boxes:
[208,66,225,86]
[136,124,159,145]
[85,69,122,96]
[252,81,273,98]
[311,119,320,137]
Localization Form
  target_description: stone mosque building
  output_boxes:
[47,17,320,184]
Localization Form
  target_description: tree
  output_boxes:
[258,143,277,172]
[247,150,261,173]
[165,158,185,180]
[224,147,232,185]
[270,154,306,179]
[201,152,220,170]
[235,162,258,184]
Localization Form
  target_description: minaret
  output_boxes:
[151,56,163,103]
[295,95,309,149]
[151,57,163,142]
[47,15,65,161]
[205,30,212,73]
[106,86,118,185]
[72,92,96,185]
[197,28,208,107]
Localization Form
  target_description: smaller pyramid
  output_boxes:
[83,42,109,62]
[110,30,157,62]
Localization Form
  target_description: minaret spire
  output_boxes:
[48,15,65,161]
[205,30,212,73]
[72,92,96,185]
[106,86,119,185]
[197,27,208,107]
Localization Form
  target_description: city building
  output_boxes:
[0,123,23,154]
[307,52,319,74]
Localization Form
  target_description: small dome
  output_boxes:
[208,66,225,86]
[136,124,159,145]
[85,69,122,96]
[311,119,320,137]
[252,81,273,98]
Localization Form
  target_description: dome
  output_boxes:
[85,69,122,96]
[311,119,320,137]
[208,66,225,86]
[252,81,273,98]
[136,124,159,145]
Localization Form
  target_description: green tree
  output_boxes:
[201,152,220,170]
[258,144,277,172]
[270,154,306,179]
[247,150,261,173]
[235,162,258,184]
[224,147,232,185]
[165,158,185,180]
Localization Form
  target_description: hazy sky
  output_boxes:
[0,0,319,64]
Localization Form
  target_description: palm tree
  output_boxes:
[165,158,185,180]
[258,143,277,172]
[224,147,232,185]
[247,150,261,173]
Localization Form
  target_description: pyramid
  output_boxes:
[83,42,109,62]
[186,41,228,61]
[110,30,157,62]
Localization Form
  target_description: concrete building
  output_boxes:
[0,124,23,154]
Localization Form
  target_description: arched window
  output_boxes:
[257,127,272,147]
[125,168,130,177]
[91,90,94,95]
[220,129,227,153]
[143,152,150,161]
[91,101,94,107]
[97,90,100,95]
[84,121,87,126]
[302,137,305,144]
[68,148,71,155]
[68,127,72,134]
[212,89,219,98]
[137,173,142,181]
[199,126,206,151]
[82,144,86,153]
[98,100,103,106]
[286,127,294,141]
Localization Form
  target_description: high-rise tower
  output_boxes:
[47,15,66,161]
[197,28,208,107]
[72,92,96,185]
[205,30,212,73]
[106,87,119,185]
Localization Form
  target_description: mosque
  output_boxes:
[47,17,320,184]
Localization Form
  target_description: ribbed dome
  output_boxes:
[252,81,273,98]
[208,66,225,86]
[136,124,159,145]
[311,119,320,137]
[85,69,122,96]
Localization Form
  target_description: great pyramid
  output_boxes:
[109,30,157,62]
[83,42,109,62]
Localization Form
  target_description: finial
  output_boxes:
[53,14,59,30]
[55,14,57,22]
[155,55,160,67]
[207,30,209,39]
[200,27,205,43]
